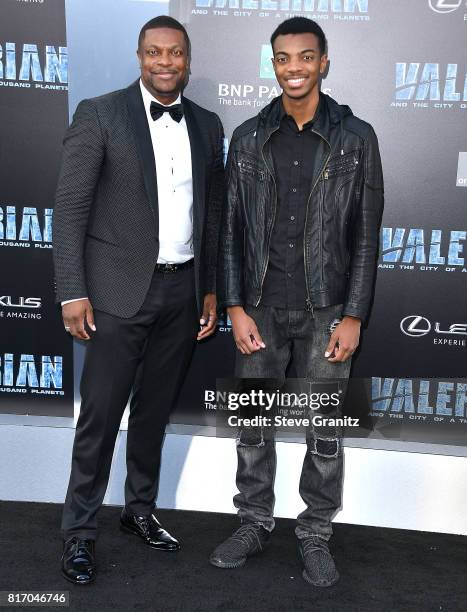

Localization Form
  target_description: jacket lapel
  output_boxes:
[182,97,206,237]
[126,80,159,231]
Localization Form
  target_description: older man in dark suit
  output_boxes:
[53,15,224,584]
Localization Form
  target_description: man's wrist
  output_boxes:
[227,305,245,318]
[343,315,361,324]
[62,297,88,306]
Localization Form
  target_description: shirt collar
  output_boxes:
[279,93,322,130]
[139,78,182,111]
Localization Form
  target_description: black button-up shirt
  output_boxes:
[261,97,322,310]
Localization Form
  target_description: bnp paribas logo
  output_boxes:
[457,153,467,187]
[260,45,274,79]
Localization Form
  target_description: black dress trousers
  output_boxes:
[61,265,198,541]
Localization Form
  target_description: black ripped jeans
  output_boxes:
[233,304,351,541]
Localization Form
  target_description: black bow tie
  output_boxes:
[150,100,184,123]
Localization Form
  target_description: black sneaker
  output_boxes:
[298,536,339,587]
[209,523,270,569]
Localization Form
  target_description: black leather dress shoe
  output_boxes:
[120,509,180,551]
[61,538,96,585]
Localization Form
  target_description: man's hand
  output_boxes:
[325,316,361,363]
[228,306,266,355]
[62,298,96,341]
[197,293,217,340]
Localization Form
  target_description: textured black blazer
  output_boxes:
[53,80,224,318]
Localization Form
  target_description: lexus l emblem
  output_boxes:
[428,0,462,13]
[400,315,432,337]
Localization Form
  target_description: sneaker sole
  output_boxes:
[302,568,339,588]
[209,542,269,569]
[209,556,247,569]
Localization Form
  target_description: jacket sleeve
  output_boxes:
[203,114,225,295]
[218,136,245,308]
[342,125,384,323]
[53,99,105,303]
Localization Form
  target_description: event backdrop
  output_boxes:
[0,0,73,416]
[170,0,467,445]
[1,0,466,445]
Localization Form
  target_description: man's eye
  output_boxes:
[277,57,287,63]
[303,55,314,61]
[147,49,157,56]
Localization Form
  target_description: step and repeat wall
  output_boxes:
[0,0,73,417]
[1,0,466,447]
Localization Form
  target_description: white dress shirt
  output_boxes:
[62,80,194,306]
[140,79,193,264]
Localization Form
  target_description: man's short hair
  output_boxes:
[270,17,327,56]
[138,15,191,59]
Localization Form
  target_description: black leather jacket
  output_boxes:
[219,93,384,322]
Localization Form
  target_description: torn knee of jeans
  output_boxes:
[307,436,340,458]
[237,428,265,447]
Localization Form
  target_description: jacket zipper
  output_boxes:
[255,126,280,307]
[304,130,332,312]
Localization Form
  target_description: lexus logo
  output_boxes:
[400,316,467,338]
[0,296,41,309]
[400,315,431,337]
[428,0,463,13]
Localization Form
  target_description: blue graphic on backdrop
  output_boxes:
[217,313,232,332]
[192,0,370,20]
[379,228,466,271]
[194,0,368,12]
[0,206,53,248]
[394,63,467,108]
[372,378,466,419]
[0,42,68,90]
[260,44,274,78]
[0,354,63,395]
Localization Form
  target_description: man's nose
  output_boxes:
[155,50,172,66]
[287,59,302,73]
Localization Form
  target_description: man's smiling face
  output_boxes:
[138,27,189,104]
[272,32,327,101]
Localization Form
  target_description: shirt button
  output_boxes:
[292,188,297,193]
[293,160,299,166]
[287,272,294,278]
[290,215,295,221]
[289,243,294,248]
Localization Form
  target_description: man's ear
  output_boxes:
[320,54,328,75]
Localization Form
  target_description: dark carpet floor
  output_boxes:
[0,501,466,612]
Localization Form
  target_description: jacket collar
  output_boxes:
[126,79,159,225]
[125,80,206,233]
[181,94,206,233]
[258,92,352,149]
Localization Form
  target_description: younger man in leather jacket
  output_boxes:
[211,17,383,587]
